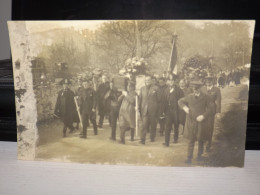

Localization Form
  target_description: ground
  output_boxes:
[35,80,249,167]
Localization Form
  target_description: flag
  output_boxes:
[168,35,177,74]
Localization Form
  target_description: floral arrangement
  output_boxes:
[182,55,212,80]
[119,57,148,76]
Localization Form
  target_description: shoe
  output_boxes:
[196,156,204,161]
[109,137,116,141]
[139,140,145,145]
[118,140,125,144]
[185,158,192,164]
[173,140,178,144]
[80,135,87,139]
[131,138,134,142]
[162,143,169,147]
[94,132,98,135]
[98,125,103,128]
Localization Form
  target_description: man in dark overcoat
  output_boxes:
[54,78,78,137]
[139,75,160,144]
[178,80,211,164]
[163,76,183,146]
[78,80,98,138]
[104,78,122,141]
[200,76,221,151]
[157,77,168,136]
[97,75,110,128]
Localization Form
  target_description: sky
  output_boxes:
[25,20,255,37]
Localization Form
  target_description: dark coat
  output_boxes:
[200,86,221,115]
[54,89,78,125]
[104,87,122,111]
[157,84,168,117]
[178,87,193,125]
[163,86,184,123]
[97,81,110,114]
[139,85,160,117]
[79,88,97,116]
[178,92,211,141]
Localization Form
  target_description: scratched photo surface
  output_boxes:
[8,20,255,167]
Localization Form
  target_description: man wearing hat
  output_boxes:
[78,79,98,138]
[54,78,78,137]
[104,78,122,141]
[163,75,183,146]
[97,75,110,128]
[139,75,160,144]
[178,79,211,164]
[201,75,221,152]
[157,77,168,136]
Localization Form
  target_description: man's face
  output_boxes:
[179,80,185,89]
[206,79,213,87]
[63,83,68,90]
[158,79,165,86]
[83,82,89,89]
[102,76,107,83]
[145,77,151,86]
[191,85,200,94]
[169,79,175,87]
[109,82,113,89]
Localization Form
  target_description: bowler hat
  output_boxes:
[190,80,203,86]
[59,78,72,85]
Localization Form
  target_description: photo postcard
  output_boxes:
[8,20,255,167]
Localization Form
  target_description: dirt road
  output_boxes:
[35,83,249,167]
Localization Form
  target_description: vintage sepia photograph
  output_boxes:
[8,20,255,167]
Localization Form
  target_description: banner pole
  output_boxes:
[135,95,138,136]
[74,97,83,128]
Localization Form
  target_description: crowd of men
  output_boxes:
[54,73,222,164]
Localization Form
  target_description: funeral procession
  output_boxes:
[26,21,252,167]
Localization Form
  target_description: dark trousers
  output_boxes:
[110,108,119,140]
[187,139,204,160]
[165,116,179,145]
[141,115,157,142]
[82,112,97,137]
[206,115,215,150]
[62,121,74,136]
[120,127,134,144]
[98,112,105,126]
[158,118,165,135]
